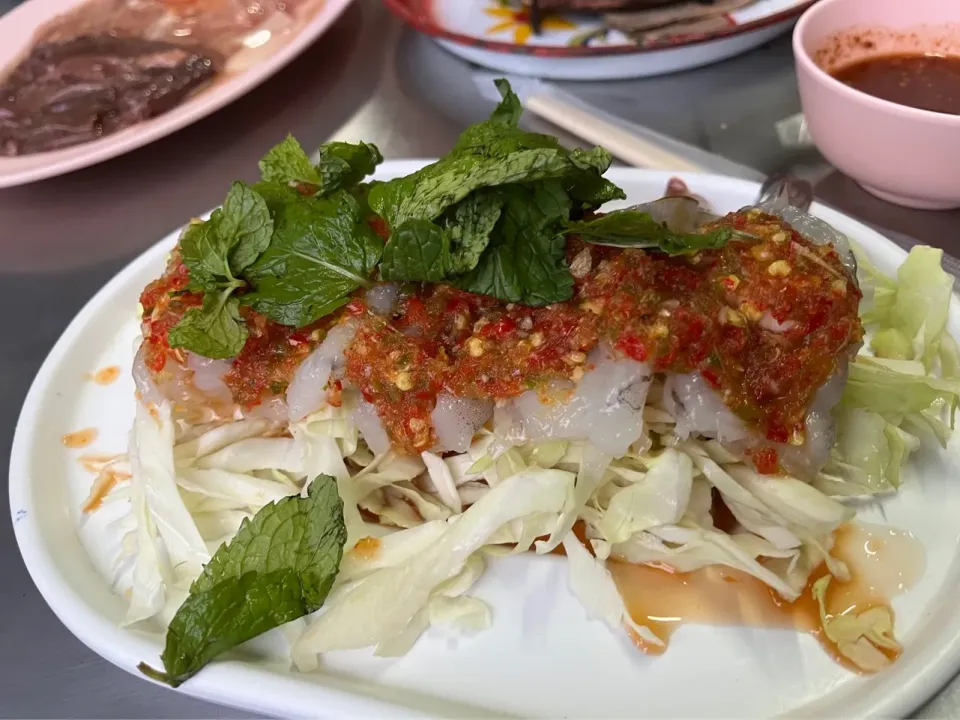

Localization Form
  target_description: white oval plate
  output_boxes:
[434,22,793,81]
[387,0,810,80]
[10,164,960,718]
[0,0,355,188]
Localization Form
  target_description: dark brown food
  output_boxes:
[630,15,731,43]
[0,35,219,156]
[34,0,319,62]
[603,0,753,33]
[530,0,685,10]
[527,0,752,42]
[831,53,960,116]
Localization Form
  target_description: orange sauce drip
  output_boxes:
[624,623,668,656]
[81,469,130,513]
[351,536,381,561]
[609,522,924,673]
[77,453,122,474]
[87,366,121,385]
[62,427,98,448]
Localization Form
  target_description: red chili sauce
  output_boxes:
[831,53,960,116]
[139,249,329,406]
[140,210,862,466]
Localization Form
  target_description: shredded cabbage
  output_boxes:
[562,533,663,649]
[132,402,209,582]
[822,407,920,493]
[597,449,692,544]
[812,575,901,672]
[860,246,955,371]
[124,401,209,625]
[612,526,802,600]
[292,468,573,660]
[828,245,960,495]
[421,451,462,513]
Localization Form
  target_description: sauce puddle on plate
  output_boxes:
[81,467,130,513]
[831,53,960,115]
[87,365,121,385]
[62,427,98,448]
[609,522,925,669]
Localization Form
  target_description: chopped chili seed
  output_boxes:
[369,216,390,241]
[752,447,780,475]
[701,368,721,389]
[479,317,518,340]
[616,333,649,362]
[345,299,367,316]
[328,379,343,408]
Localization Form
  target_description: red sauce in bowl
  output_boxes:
[831,53,960,115]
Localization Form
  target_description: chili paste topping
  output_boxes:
[140,210,862,455]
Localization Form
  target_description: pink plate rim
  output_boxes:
[0,0,357,188]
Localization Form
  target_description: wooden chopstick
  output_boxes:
[524,92,705,172]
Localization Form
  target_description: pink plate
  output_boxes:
[0,0,356,188]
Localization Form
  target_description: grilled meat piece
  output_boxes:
[604,0,754,32]
[529,0,695,11]
[0,35,220,156]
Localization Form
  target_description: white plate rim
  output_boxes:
[384,0,812,57]
[432,20,795,81]
[9,163,960,718]
[0,0,356,188]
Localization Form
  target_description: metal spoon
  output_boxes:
[755,172,814,212]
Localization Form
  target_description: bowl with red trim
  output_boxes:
[385,0,814,80]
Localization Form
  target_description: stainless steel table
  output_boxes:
[2,0,958,716]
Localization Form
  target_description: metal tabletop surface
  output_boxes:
[2,0,959,716]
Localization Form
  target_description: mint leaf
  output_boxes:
[567,208,733,253]
[444,191,503,274]
[181,183,274,286]
[167,288,247,359]
[252,180,302,212]
[171,82,636,342]
[315,141,383,196]
[138,476,346,688]
[259,137,382,197]
[455,181,573,306]
[179,220,228,291]
[379,193,505,282]
[243,190,383,326]
[368,80,619,232]
[369,148,571,230]
[221,182,273,274]
[364,81,621,302]
[488,77,521,127]
[380,219,451,282]
[259,135,322,186]
[566,147,624,207]
[452,82,561,156]
[172,182,273,358]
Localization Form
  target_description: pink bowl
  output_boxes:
[793,0,960,210]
